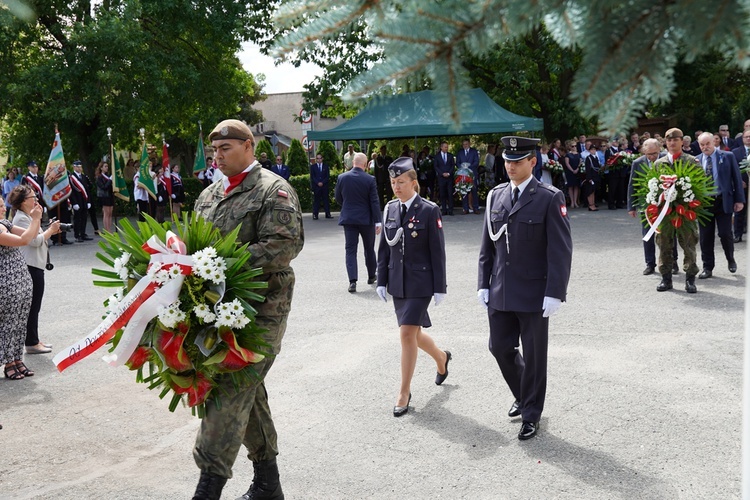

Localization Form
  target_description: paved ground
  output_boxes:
[0,207,744,499]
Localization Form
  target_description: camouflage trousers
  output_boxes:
[193,314,288,479]
[656,223,699,276]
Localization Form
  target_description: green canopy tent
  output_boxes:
[307,88,543,141]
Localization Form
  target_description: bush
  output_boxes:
[317,141,341,171]
[255,140,275,162]
[287,139,309,176]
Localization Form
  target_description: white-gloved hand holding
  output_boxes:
[477,289,489,309]
[434,293,446,306]
[158,196,163,202]
[542,296,562,318]
[73,204,80,211]
[171,194,176,199]
[87,203,91,209]
[376,286,387,303]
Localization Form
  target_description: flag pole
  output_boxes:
[163,133,174,221]
[107,127,118,232]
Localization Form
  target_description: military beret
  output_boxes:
[388,157,414,178]
[208,119,254,142]
[27,161,37,167]
[664,128,683,140]
[72,160,82,166]
[501,136,540,161]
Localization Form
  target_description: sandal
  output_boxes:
[16,362,34,377]
[4,364,24,380]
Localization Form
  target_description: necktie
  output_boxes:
[512,187,519,206]
[400,203,407,222]
[442,153,446,162]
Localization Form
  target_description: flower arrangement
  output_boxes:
[740,158,749,176]
[606,151,640,171]
[55,214,269,417]
[544,158,563,175]
[454,162,475,196]
[632,159,714,238]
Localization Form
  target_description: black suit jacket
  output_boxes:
[434,152,455,177]
[335,168,381,226]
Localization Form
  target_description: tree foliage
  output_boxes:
[286,138,309,176]
[255,139,275,161]
[273,0,750,134]
[0,0,272,176]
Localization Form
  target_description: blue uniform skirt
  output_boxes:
[393,297,432,328]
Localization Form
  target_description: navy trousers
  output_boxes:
[343,224,376,282]
[700,197,734,270]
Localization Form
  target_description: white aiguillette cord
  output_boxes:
[382,202,404,247]
[485,188,510,254]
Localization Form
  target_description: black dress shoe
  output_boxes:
[325,215,333,219]
[367,276,376,285]
[508,400,521,417]
[735,235,743,243]
[435,351,451,385]
[672,262,679,274]
[82,236,93,241]
[643,266,655,276]
[729,260,737,273]
[62,240,73,245]
[312,215,318,220]
[348,281,356,293]
[393,393,411,417]
[518,421,539,440]
[698,269,712,279]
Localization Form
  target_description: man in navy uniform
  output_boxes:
[434,141,455,216]
[69,160,92,242]
[731,129,750,242]
[309,152,331,219]
[477,136,573,441]
[696,132,745,278]
[457,138,480,214]
[335,152,382,293]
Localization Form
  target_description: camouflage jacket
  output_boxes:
[194,165,304,317]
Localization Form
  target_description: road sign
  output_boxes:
[302,135,312,151]
[300,109,312,124]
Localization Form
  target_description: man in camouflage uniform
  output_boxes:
[192,119,304,500]
[653,128,700,293]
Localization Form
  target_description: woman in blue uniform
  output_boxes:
[376,157,450,417]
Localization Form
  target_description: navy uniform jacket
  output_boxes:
[456,147,479,173]
[434,152,455,177]
[478,177,573,312]
[335,168,381,226]
[309,162,330,190]
[696,150,745,213]
[22,173,46,206]
[377,195,446,298]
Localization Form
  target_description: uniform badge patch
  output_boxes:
[277,210,292,225]
[437,218,442,229]
[411,231,418,238]
[277,189,288,198]
[220,126,229,136]
[560,205,568,217]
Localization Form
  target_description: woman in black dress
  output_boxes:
[96,162,114,232]
[583,144,602,211]
[376,158,451,417]
[563,140,582,208]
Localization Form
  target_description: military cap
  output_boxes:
[27,160,38,167]
[388,157,414,178]
[72,160,82,166]
[664,128,683,139]
[501,136,540,161]
[208,119,254,142]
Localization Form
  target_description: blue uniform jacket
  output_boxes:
[478,177,573,312]
[377,195,446,298]
[310,162,330,191]
[697,150,745,214]
[335,168,381,226]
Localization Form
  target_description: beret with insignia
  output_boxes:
[209,119,255,142]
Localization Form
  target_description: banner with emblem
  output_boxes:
[112,149,130,202]
[137,139,157,200]
[193,130,207,177]
[42,130,72,208]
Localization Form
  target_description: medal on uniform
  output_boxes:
[411,231,418,238]
[408,223,414,229]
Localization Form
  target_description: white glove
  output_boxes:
[43,207,47,213]
[477,289,489,309]
[434,293,446,306]
[171,194,176,199]
[73,204,80,211]
[542,296,562,318]
[87,203,91,209]
[158,196,163,202]
[376,286,387,303]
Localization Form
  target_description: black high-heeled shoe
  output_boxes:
[393,393,412,417]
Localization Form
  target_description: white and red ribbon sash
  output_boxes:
[101,173,111,181]
[70,174,89,200]
[24,174,43,197]
[53,231,192,372]
[643,175,678,242]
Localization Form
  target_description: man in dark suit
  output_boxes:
[335,152,382,293]
[375,145,393,209]
[604,141,621,209]
[434,141,455,216]
[718,125,736,151]
[477,136,573,441]
[696,132,745,278]
[258,152,272,170]
[309,153,331,219]
[69,160,93,242]
[731,129,750,242]
[457,138,480,214]
[271,155,291,181]
[627,139,679,275]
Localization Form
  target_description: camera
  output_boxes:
[49,217,73,232]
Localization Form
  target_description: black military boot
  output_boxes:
[236,458,284,500]
[685,274,697,294]
[656,274,673,292]
[193,471,228,500]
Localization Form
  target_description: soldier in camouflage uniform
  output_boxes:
[653,128,700,293]
[191,120,304,500]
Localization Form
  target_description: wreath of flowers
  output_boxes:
[739,158,749,176]
[606,151,640,171]
[632,159,714,236]
[454,162,475,196]
[92,214,269,417]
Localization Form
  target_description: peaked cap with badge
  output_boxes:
[501,136,540,161]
